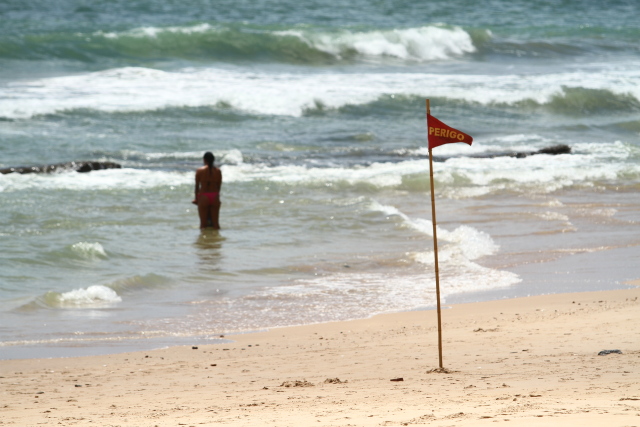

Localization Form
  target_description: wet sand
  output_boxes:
[1,286,639,426]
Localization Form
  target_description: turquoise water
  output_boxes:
[1,0,639,359]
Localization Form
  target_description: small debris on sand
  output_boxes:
[427,367,458,374]
[324,378,347,384]
[280,380,314,388]
[598,349,622,356]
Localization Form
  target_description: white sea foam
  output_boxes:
[278,25,476,61]
[121,148,243,164]
[368,201,499,260]
[98,23,214,39]
[542,199,564,207]
[2,60,640,119]
[0,168,192,192]
[433,142,639,197]
[173,271,444,330]
[56,285,122,307]
[536,211,570,222]
[231,203,520,319]
[123,150,207,160]
[373,204,521,298]
[70,242,107,260]
[221,149,244,165]
[264,272,442,317]
[404,134,559,157]
[223,161,409,187]
[1,141,637,194]
[573,140,636,160]
[225,145,637,195]
[196,263,518,329]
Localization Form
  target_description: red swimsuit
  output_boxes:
[198,192,219,203]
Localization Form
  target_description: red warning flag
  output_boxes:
[427,114,473,150]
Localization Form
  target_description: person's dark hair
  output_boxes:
[203,152,214,171]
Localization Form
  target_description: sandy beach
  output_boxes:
[2,285,639,426]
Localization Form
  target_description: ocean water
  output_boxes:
[1,0,639,359]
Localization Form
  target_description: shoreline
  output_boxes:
[3,282,636,362]
[2,286,639,426]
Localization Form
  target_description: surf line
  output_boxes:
[426,99,474,370]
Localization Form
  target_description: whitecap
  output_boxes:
[279,25,476,61]
[70,242,108,260]
[56,285,122,307]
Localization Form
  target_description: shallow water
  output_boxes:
[1,0,639,359]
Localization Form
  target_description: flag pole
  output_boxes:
[426,99,444,369]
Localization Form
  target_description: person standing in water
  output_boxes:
[193,152,222,229]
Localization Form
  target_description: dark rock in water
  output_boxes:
[432,144,571,162]
[475,144,571,159]
[74,162,122,173]
[598,349,623,356]
[536,144,571,155]
[1,145,571,174]
[0,161,122,175]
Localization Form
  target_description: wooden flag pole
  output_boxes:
[426,99,444,369]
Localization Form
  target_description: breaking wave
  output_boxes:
[0,23,478,64]
[2,62,639,120]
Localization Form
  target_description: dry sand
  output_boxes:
[2,286,639,426]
